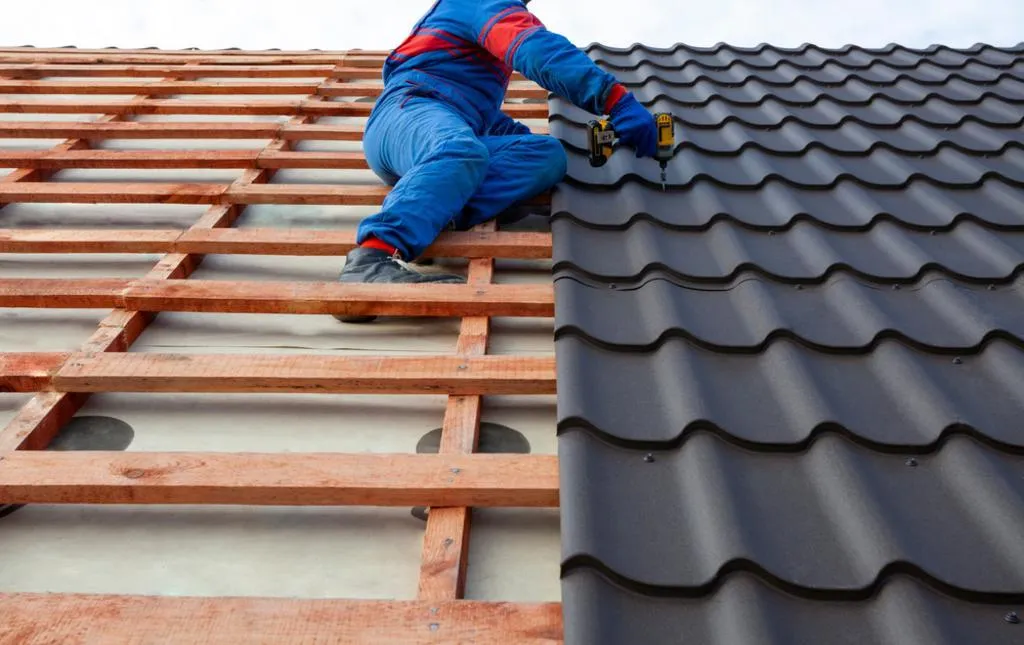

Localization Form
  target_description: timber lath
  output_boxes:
[0,47,562,644]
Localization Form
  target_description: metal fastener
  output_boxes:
[450,468,461,475]
[643,454,655,463]
[429,623,440,631]
[905,457,918,467]
[609,283,617,289]
[953,357,963,365]
[1005,611,1020,624]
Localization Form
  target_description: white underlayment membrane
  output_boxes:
[0,112,561,602]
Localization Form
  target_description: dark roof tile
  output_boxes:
[552,218,1024,283]
[555,335,1024,448]
[551,180,1024,229]
[551,41,1024,644]
[562,569,1024,645]
[560,430,1024,594]
[554,273,1024,352]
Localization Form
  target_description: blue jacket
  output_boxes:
[376,0,625,135]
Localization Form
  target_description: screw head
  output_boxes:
[953,357,963,365]
[905,457,918,467]
[1006,611,1020,624]
[643,453,655,463]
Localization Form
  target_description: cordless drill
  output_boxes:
[588,112,675,190]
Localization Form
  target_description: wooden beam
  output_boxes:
[419,221,497,602]
[0,277,132,309]
[0,80,546,100]
[0,149,369,170]
[0,63,338,78]
[0,120,548,140]
[0,278,553,317]
[35,353,555,395]
[0,182,552,206]
[0,229,181,253]
[122,280,553,317]
[0,228,553,259]
[0,54,374,65]
[0,594,563,645]
[0,99,547,118]
[0,104,313,453]
[0,451,560,507]
[0,353,68,392]
[0,79,321,95]
[174,228,552,259]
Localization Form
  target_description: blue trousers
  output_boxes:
[358,92,567,260]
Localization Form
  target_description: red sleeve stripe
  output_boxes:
[392,30,474,61]
[603,83,628,114]
[479,6,521,44]
[482,10,545,64]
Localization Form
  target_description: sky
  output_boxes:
[2,1,1022,51]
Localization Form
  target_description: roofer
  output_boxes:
[336,0,658,320]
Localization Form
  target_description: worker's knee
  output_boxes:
[529,136,568,189]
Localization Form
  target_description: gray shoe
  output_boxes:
[335,246,465,323]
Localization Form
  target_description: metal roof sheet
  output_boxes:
[550,42,1024,645]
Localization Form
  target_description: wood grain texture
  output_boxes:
[0,120,547,140]
[0,149,368,170]
[0,94,303,453]
[0,278,553,317]
[0,451,560,507]
[0,227,553,258]
[0,594,562,645]
[0,98,548,118]
[419,222,498,602]
[0,353,69,392]
[36,353,555,395]
[0,182,551,206]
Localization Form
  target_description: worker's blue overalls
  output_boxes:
[357,0,625,260]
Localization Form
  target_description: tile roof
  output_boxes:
[549,42,1024,644]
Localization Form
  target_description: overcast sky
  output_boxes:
[3,1,1022,51]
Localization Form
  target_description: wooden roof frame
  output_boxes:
[0,47,564,644]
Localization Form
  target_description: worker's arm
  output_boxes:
[471,0,655,156]
[488,111,533,137]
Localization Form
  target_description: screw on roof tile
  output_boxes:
[609,283,616,289]
[1006,612,1020,624]
[643,453,655,463]
[953,357,963,365]
[988,284,996,291]
[429,623,441,631]
[905,457,918,467]
[892,284,900,290]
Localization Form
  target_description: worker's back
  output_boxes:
[378,0,542,133]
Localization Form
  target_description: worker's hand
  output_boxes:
[609,92,657,158]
